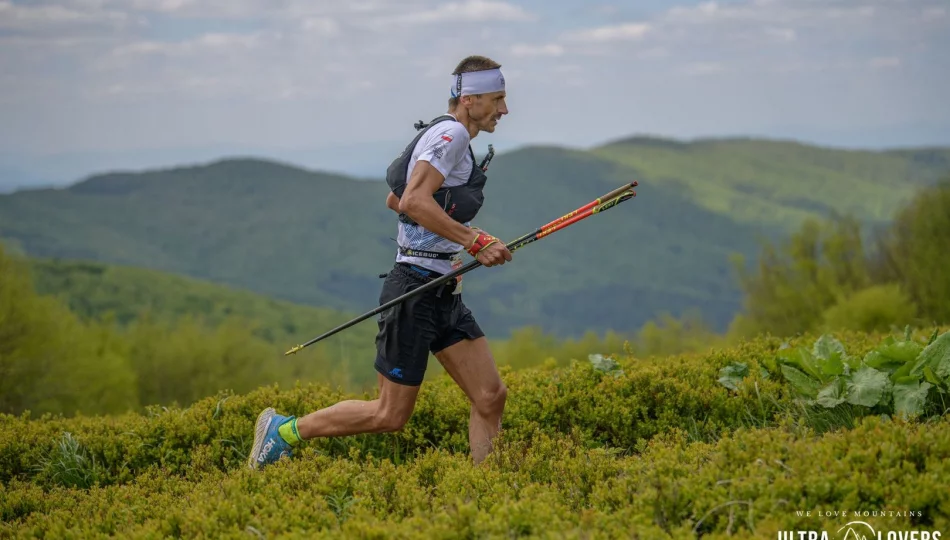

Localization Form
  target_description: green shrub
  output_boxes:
[0,329,919,490]
[0,244,139,417]
[2,415,948,538]
[872,179,950,324]
[720,328,950,421]
[1,328,948,537]
[822,283,919,333]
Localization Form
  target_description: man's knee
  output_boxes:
[473,382,507,418]
[373,405,412,433]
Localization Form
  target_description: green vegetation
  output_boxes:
[1,142,949,536]
[727,179,950,340]
[0,248,138,417]
[2,246,638,416]
[0,244,369,416]
[27,257,379,377]
[29,258,368,344]
[872,177,950,324]
[720,330,950,418]
[3,174,948,420]
[2,329,949,537]
[592,136,950,230]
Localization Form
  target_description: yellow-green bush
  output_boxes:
[0,328,927,489]
[0,244,361,417]
[1,328,948,538]
[821,283,919,333]
[2,415,947,538]
[872,179,950,324]
[728,179,950,341]
[0,245,138,417]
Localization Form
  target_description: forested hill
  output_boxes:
[1,136,947,337]
[591,136,950,229]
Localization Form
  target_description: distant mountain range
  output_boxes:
[2,135,948,338]
[0,166,53,194]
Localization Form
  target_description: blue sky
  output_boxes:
[0,0,948,185]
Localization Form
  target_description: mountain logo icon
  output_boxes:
[837,521,877,540]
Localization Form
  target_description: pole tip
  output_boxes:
[284,345,302,356]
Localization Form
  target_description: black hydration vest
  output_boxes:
[385,114,494,260]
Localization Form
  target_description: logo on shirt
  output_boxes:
[442,134,453,142]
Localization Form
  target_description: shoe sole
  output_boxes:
[247,407,276,470]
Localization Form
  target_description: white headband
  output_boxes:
[450,68,505,98]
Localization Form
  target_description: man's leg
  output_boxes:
[295,373,419,438]
[434,335,507,464]
[293,265,434,438]
[248,263,436,470]
[248,374,420,470]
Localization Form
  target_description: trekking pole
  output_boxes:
[284,181,638,356]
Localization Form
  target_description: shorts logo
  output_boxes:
[389,368,404,379]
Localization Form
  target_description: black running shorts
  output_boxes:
[374,262,485,386]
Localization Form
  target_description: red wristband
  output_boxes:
[466,231,498,257]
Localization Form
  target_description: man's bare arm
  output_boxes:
[386,191,400,213]
[399,161,512,266]
[398,161,479,247]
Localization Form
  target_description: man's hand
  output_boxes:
[466,228,512,267]
[399,161,513,267]
[476,242,512,267]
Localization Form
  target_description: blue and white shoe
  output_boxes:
[247,407,294,470]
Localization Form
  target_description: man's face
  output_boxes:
[467,91,508,133]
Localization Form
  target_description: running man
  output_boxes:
[249,55,511,470]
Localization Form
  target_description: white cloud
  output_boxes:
[0,0,947,157]
[869,56,900,69]
[922,7,945,21]
[664,0,877,26]
[511,43,564,58]
[764,26,796,43]
[0,0,142,31]
[107,31,263,60]
[388,0,534,25]
[101,0,282,18]
[58,0,415,21]
[510,0,948,77]
[636,47,670,59]
[565,22,651,43]
[682,62,724,76]
[301,17,339,35]
[45,0,534,103]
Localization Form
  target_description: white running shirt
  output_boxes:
[395,114,474,275]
